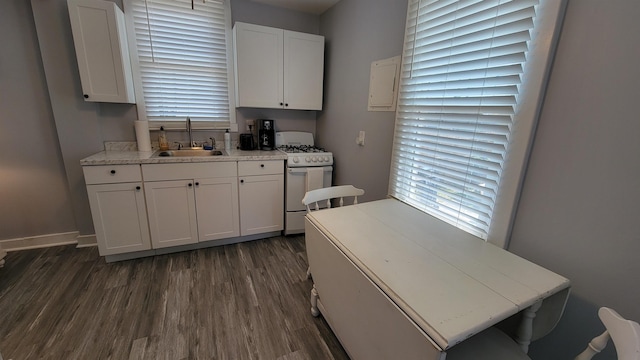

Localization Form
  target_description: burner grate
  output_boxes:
[278,145,326,153]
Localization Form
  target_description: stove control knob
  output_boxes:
[292,157,299,163]
[312,156,318,162]
[323,156,330,162]
[305,156,311,162]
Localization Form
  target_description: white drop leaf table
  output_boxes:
[305,199,570,360]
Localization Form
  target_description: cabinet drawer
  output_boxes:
[83,165,142,184]
[238,160,283,176]
[142,162,237,181]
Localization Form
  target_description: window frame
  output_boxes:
[122,0,237,131]
[389,0,567,248]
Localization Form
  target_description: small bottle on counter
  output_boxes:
[224,129,231,151]
[158,126,169,150]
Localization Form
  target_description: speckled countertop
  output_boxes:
[80,142,287,166]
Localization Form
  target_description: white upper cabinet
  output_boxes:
[67,0,135,103]
[233,22,325,110]
[234,24,284,109]
[283,30,325,110]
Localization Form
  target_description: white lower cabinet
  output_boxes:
[87,183,151,255]
[238,161,284,236]
[84,160,283,259]
[141,162,240,248]
[194,177,240,241]
[84,165,151,256]
[144,180,199,249]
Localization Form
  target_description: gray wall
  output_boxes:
[317,0,408,201]
[508,1,640,359]
[231,0,319,33]
[0,0,77,240]
[30,0,139,237]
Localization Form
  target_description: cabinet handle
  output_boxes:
[240,179,244,183]
[84,94,89,99]
[110,170,116,175]
[279,102,283,106]
[136,186,141,190]
[285,103,289,107]
[195,182,200,186]
[188,183,193,187]
[260,164,265,168]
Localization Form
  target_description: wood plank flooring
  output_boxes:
[0,235,349,360]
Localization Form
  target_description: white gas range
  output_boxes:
[276,132,333,235]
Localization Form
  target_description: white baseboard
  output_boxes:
[0,231,80,252]
[76,234,98,248]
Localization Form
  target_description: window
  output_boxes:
[389,0,565,246]
[124,0,235,130]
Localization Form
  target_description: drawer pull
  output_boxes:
[188,183,193,187]
[195,182,200,186]
[110,170,116,175]
[260,164,265,168]
[136,186,141,190]
[240,179,244,183]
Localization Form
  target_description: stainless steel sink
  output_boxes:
[153,149,225,157]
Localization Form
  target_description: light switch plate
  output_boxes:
[356,130,365,146]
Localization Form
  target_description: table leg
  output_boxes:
[311,284,320,317]
[516,300,543,353]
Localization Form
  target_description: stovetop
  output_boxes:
[278,145,327,153]
[276,132,333,167]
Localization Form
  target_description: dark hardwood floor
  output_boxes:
[0,235,349,360]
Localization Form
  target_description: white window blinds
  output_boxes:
[389,0,564,242]
[125,0,233,126]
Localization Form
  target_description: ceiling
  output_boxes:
[249,0,342,15]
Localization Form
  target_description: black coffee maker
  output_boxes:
[258,119,275,150]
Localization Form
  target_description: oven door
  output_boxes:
[285,166,333,235]
[286,166,333,212]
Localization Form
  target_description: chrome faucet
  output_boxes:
[186,117,197,148]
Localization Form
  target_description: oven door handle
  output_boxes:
[288,166,333,174]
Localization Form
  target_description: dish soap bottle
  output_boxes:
[158,126,169,150]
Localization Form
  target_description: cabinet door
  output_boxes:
[239,174,284,236]
[145,180,198,249]
[284,30,325,110]
[195,177,240,241]
[67,0,135,103]
[234,23,283,108]
[86,183,151,255]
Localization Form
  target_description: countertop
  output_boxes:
[80,143,287,166]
